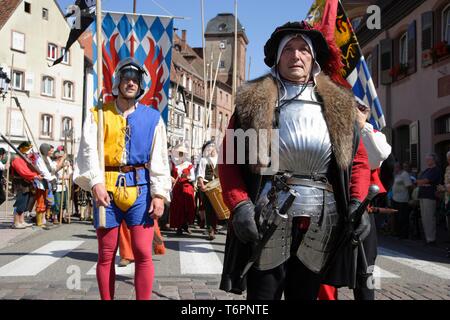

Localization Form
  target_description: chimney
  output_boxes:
[181,30,187,51]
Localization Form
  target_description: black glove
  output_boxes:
[348,199,371,241]
[232,200,259,244]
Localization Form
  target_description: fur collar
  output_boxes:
[235,73,356,171]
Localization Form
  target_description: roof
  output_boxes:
[0,0,21,30]
[205,13,248,43]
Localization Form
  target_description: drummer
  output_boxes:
[197,141,219,240]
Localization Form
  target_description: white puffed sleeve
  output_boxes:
[73,111,104,191]
[149,117,171,203]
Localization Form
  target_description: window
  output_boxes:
[220,90,223,101]
[444,5,450,44]
[24,2,31,14]
[12,70,24,90]
[435,114,450,135]
[351,16,363,30]
[185,128,189,140]
[61,117,73,138]
[197,105,201,121]
[226,94,229,103]
[61,48,70,64]
[188,78,192,92]
[41,114,53,138]
[9,110,24,136]
[225,114,229,127]
[42,76,54,96]
[47,43,57,61]
[218,112,223,130]
[63,81,74,100]
[42,8,48,20]
[399,33,408,65]
[11,31,25,52]
[219,61,225,69]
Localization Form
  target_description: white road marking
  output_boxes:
[0,241,84,277]
[379,246,450,280]
[373,265,400,278]
[179,241,223,274]
[86,252,135,276]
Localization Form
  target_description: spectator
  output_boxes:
[416,153,442,246]
[443,152,450,250]
[392,162,413,239]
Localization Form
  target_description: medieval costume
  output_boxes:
[197,141,219,240]
[0,148,6,206]
[353,101,392,300]
[218,21,371,300]
[169,145,196,235]
[74,57,171,300]
[10,142,40,229]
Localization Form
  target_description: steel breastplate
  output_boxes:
[278,84,332,176]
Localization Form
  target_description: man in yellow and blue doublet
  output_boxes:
[74,58,171,300]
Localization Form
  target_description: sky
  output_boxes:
[56,0,315,78]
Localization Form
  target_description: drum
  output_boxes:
[204,179,230,220]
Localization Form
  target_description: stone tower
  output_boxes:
[204,13,249,87]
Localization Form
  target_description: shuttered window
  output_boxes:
[380,39,393,85]
[407,21,417,75]
[422,11,434,67]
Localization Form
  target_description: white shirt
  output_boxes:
[392,170,413,203]
[34,156,56,190]
[73,107,172,203]
[0,161,4,171]
[361,122,392,170]
[196,156,218,183]
[56,160,72,192]
[174,161,196,183]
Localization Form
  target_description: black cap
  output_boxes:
[264,21,329,68]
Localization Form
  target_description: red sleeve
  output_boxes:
[350,137,371,202]
[218,115,250,211]
[11,157,39,182]
[370,168,387,195]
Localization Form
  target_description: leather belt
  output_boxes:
[105,164,146,173]
[285,177,334,193]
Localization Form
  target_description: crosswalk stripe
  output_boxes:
[379,246,450,280]
[0,241,84,277]
[86,252,135,276]
[373,265,400,278]
[179,241,223,274]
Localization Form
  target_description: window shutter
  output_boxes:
[421,11,434,67]
[392,36,400,77]
[407,20,417,75]
[380,39,393,85]
[372,45,379,88]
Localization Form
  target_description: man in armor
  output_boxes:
[74,57,171,300]
[219,21,371,300]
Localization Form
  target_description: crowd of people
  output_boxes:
[0,143,93,229]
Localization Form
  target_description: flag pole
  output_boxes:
[201,0,208,146]
[4,54,14,222]
[96,0,106,228]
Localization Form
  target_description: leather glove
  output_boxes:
[232,200,259,244]
[349,199,371,241]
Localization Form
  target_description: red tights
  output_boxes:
[96,224,154,300]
